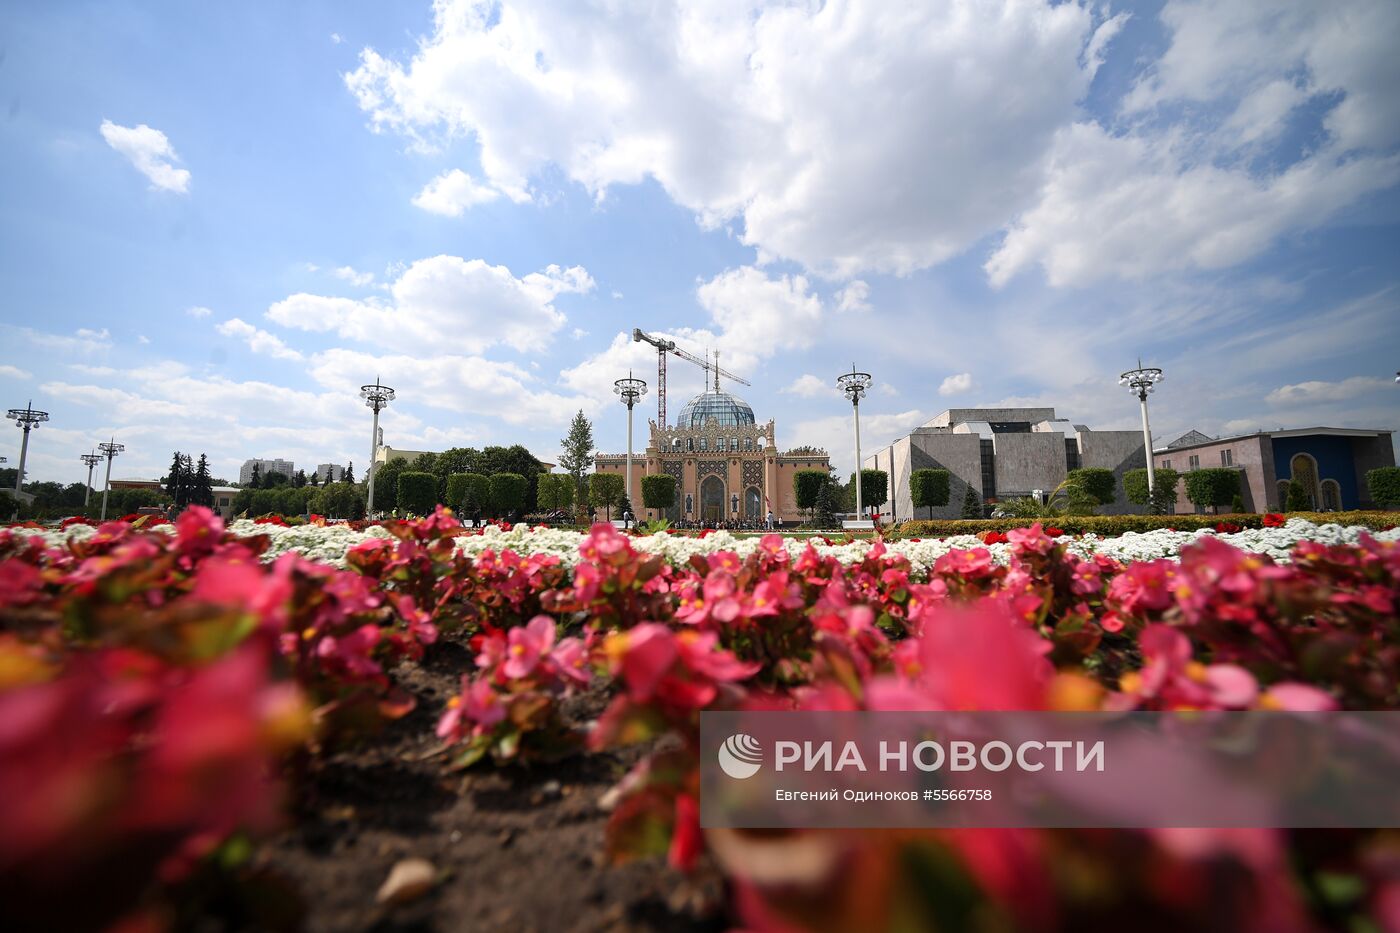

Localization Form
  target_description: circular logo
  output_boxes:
[718,733,763,779]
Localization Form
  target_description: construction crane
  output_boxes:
[632,328,751,427]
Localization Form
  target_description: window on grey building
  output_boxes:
[1064,438,1080,472]
[979,439,996,500]
[1188,454,1200,470]
[1162,459,1171,470]
[1220,449,1233,466]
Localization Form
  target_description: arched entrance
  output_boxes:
[1290,453,1319,510]
[745,486,761,519]
[700,475,725,522]
[1320,478,1342,511]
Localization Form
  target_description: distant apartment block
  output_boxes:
[316,463,345,483]
[239,458,295,485]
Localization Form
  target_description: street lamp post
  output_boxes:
[359,378,396,517]
[614,371,647,522]
[836,365,872,521]
[1119,361,1165,502]
[7,401,50,497]
[80,451,102,507]
[98,438,124,521]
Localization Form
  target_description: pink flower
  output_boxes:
[503,615,556,680]
[933,547,995,579]
[1107,560,1177,615]
[550,637,592,686]
[1007,523,1055,557]
[174,506,224,555]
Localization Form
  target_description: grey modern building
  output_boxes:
[865,408,1147,520]
[315,463,345,483]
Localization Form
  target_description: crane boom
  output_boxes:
[632,328,751,427]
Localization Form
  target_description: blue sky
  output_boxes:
[2,0,1397,486]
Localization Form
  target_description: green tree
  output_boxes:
[813,477,839,528]
[249,462,262,490]
[960,484,983,519]
[263,470,289,488]
[640,474,676,516]
[616,489,634,523]
[909,469,951,519]
[559,410,595,508]
[311,483,365,520]
[343,462,355,484]
[589,472,624,521]
[1066,467,1116,506]
[1366,467,1400,509]
[536,473,562,511]
[165,451,187,506]
[308,469,319,488]
[1124,467,1180,515]
[398,472,438,515]
[489,472,528,519]
[250,488,282,516]
[477,445,547,512]
[1184,468,1241,515]
[445,473,472,512]
[848,469,888,516]
[293,469,307,488]
[794,469,828,520]
[460,473,491,520]
[1286,479,1313,512]
[189,454,214,507]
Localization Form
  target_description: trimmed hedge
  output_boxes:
[641,473,676,511]
[1123,467,1180,515]
[891,510,1397,540]
[858,469,888,509]
[1367,467,1400,509]
[794,470,828,511]
[1184,468,1240,513]
[909,469,951,518]
[398,472,438,515]
[1067,467,1116,505]
[489,472,528,516]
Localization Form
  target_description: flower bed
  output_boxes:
[893,508,1396,538]
[12,513,1399,573]
[3,506,1400,930]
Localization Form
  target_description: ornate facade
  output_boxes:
[595,389,831,523]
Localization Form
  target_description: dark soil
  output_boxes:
[250,636,730,933]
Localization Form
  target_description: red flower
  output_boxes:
[1262,513,1286,527]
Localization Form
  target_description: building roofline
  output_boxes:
[1153,425,1394,454]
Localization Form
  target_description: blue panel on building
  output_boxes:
[1269,435,1360,508]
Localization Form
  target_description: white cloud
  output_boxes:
[331,32,343,45]
[137,335,150,345]
[987,123,1400,288]
[346,0,1110,278]
[99,120,191,193]
[988,0,1400,287]
[332,265,375,287]
[1265,376,1392,406]
[696,266,823,362]
[308,349,581,426]
[781,374,838,399]
[266,255,592,355]
[216,318,305,362]
[938,372,973,396]
[186,306,213,318]
[10,326,113,355]
[0,364,32,380]
[411,169,511,215]
[834,280,871,313]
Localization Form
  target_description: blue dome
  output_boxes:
[675,390,756,429]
